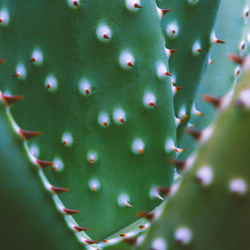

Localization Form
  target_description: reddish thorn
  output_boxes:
[123,238,138,245]
[203,94,221,108]
[13,73,20,78]
[209,60,214,64]
[85,240,99,245]
[139,225,146,229]
[0,93,23,106]
[35,159,54,169]
[178,118,185,124]
[197,111,205,116]
[103,240,109,243]
[103,121,108,127]
[197,49,202,53]
[19,129,41,140]
[127,62,133,67]
[169,158,186,171]
[0,19,3,23]
[169,49,178,56]
[175,86,183,92]
[46,84,52,89]
[120,118,125,123]
[185,127,202,141]
[73,1,79,7]
[29,57,36,63]
[90,159,94,164]
[73,226,89,232]
[120,234,127,238]
[172,147,179,153]
[216,39,225,44]
[139,148,144,155]
[134,3,143,8]
[228,53,244,65]
[103,34,109,39]
[63,208,80,215]
[85,89,90,95]
[62,140,67,146]
[164,71,172,76]
[157,186,171,197]
[137,211,155,221]
[149,101,158,108]
[50,186,70,194]
[161,9,171,16]
[0,58,6,64]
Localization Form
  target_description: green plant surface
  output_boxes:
[0,0,177,246]
[0,105,83,250]
[157,0,221,139]
[137,70,250,250]
[179,0,250,159]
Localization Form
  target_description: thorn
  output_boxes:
[139,225,146,229]
[127,62,133,67]
[0,19,2,23]
[13,73,20,78]
[0,58,6,64]
[139,148,144,155]
[169,49,177,56]
[73,226,89,232]
[134,3,143,8]
[228,53,244,65]
[19,129,41,140]
[174,86,183,92]
[119,118,125,123]
[103,34,110,39]
[85,240,99,245]
[103,240,109,243]
[149,101,158,108]
[215,39,225,44]
[36,159,54,169]
[169,158,186,171]
[137,211,155,221]
[164,71,172,76]
[46,83,52,89]
[29,57,36,63]
[90,159,94,164]
[194,109,205,116]
[125,201,133,207]
[185,128,201,141]
[203,94,221,108]
[157,187,171,197]
[161,8,171,16]
[103,121,108,127]
[73,1,79,7]
[84,89,90,95]
[120,234,127,237]
[62,208,80,215]
[123,238,138,245]
[173,146,185,153]
[50,186,70,194]
[0,93,23,106]
[197,48,202,53]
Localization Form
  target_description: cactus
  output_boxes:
[157,0,222,139]
[0,0,177,248]
[0,0,249,249]
[137,68,250,250]
[179,0,250,159]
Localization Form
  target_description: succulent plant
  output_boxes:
[0,0,249,250]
